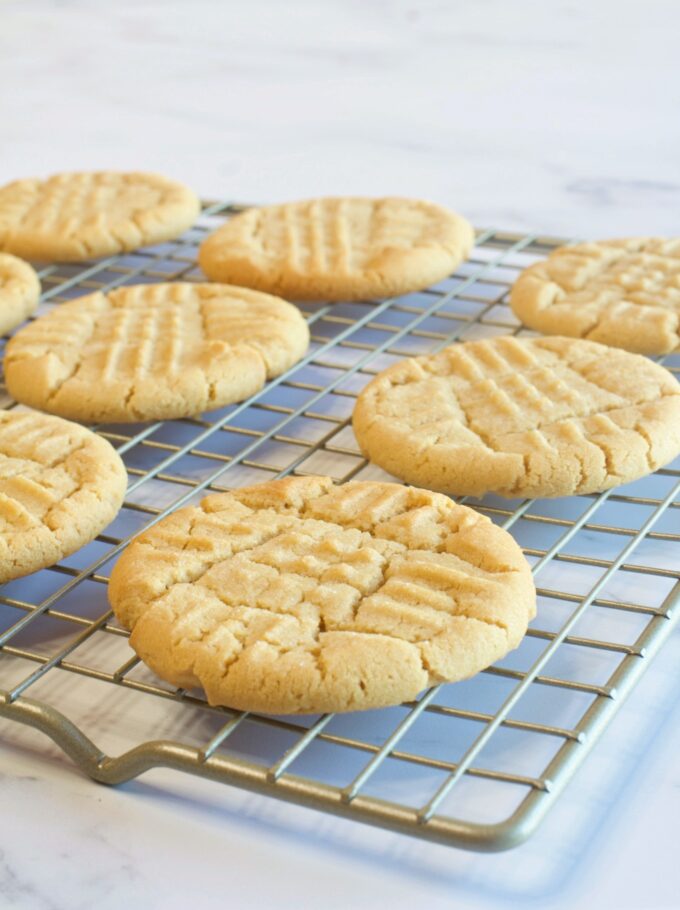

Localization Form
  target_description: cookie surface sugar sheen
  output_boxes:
[510,238,680,354]
[5,282,310,423]
[0,171,200,262]
[353,335,680,499]
[108,476,536,715]
[0,409,127,583]
[0,252,40,335]
[199,197,475,301]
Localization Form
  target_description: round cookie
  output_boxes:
[198,197,475,301]
[510,238,680,355]
[0,253,40,335]
[5,282,310,423]
[353,335,680,499]
[0,171,200,262]
[0,408,127,583]
[108,476,536,714]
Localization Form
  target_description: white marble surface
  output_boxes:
[1,1,680,908]
[1,631,679,910]
[1,0,680,236]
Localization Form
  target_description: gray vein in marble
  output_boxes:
[0,849,62,910]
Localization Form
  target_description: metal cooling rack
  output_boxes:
[0,202,678,852]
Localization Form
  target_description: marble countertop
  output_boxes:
[1,1,679,908]
[2,629,679,910]
[2,0,680,237]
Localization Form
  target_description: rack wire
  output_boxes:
[0,202,678,852]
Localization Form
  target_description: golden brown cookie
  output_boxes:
[0,252,40,335]
[353,335,680,499]
[108,476,536,714]
[0,171,200,261]
[510,238,680,354]
[5,282,309,423]
[198,197,474,300]
[0,408,127,583]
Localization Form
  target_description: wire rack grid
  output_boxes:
[0,202,678,852]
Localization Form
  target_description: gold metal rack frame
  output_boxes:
[1,202,678,852]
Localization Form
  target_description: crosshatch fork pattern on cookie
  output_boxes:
[4,282,308,423]
[352,334,680,498]
[0,201,678,852]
